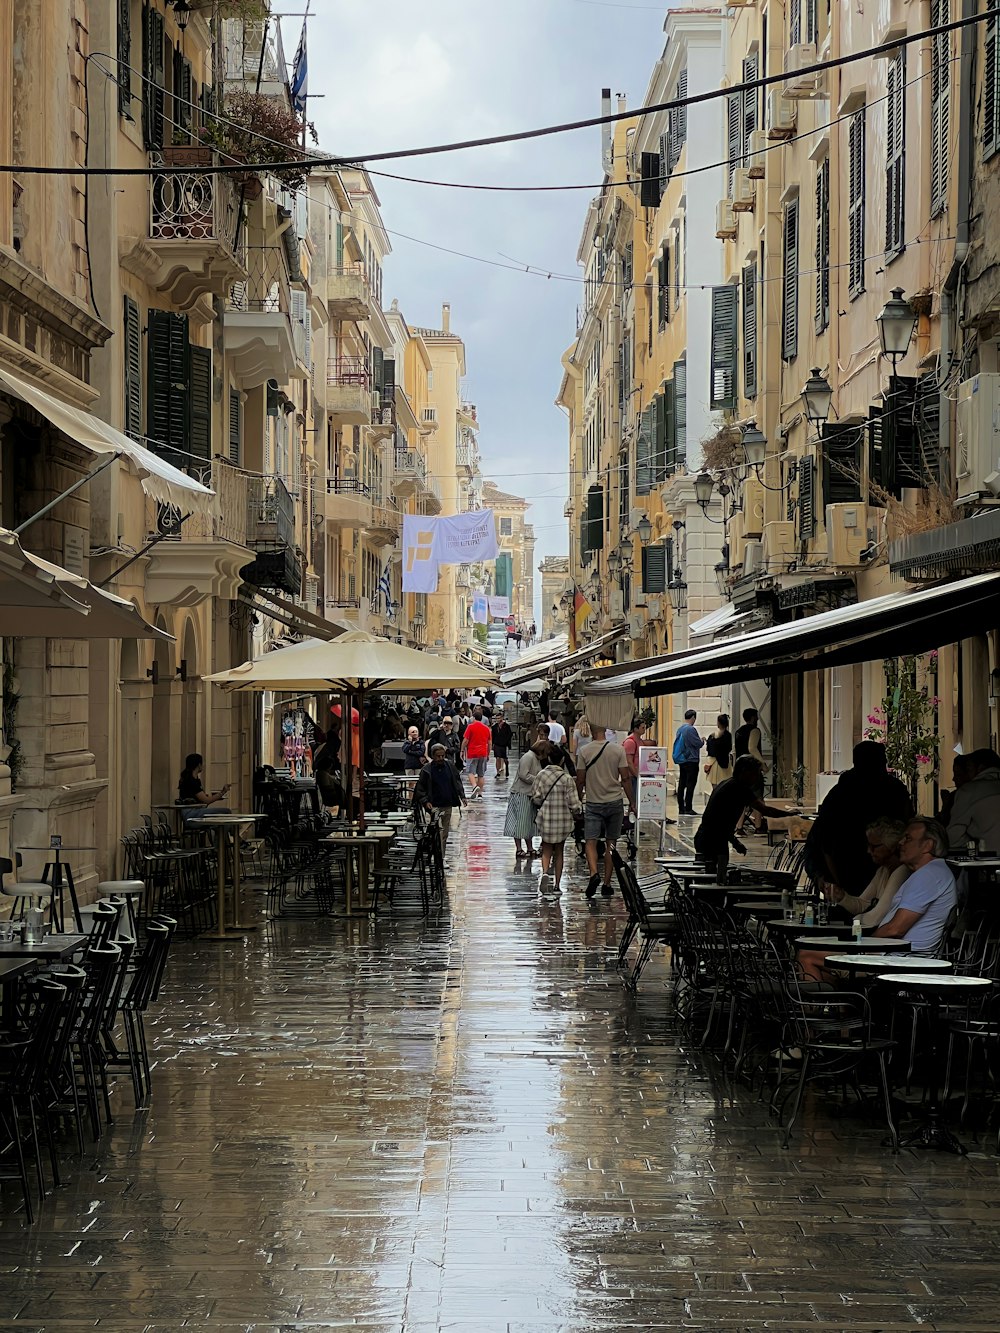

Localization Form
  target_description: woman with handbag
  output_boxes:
[503,735,549,857]
[703,714,733,789]
[531,751,584,893]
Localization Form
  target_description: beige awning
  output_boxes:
[0,530,170,639]
[0,364,214,511]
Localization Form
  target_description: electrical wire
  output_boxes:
[6,8,991,177]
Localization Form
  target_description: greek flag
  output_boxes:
[376,559,395,620]
[290,22,308,117]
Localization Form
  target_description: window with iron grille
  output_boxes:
[118,0,132,118]
[848,109,866,298]
[781,197,799,360]
[986,13,1000,158]
[886,52,906,261]
[815,158,830,333]
[931,0,951,212]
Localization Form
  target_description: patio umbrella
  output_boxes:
[207,632,498,823]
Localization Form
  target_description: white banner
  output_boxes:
[472,592,489,624]
[402,515,439,593]
[488,595,510,618]
[434,510,499,563]
[637,776,668,820]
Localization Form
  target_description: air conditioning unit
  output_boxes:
[743,539,764,575]
[783,44,825,100]
[716,198,737,240]
[743,476,765,538]
[732,168,756,212]
[609,589,625,619]
[763,519,796,564]
[767,89,797,139]
[747,129,768,177]
[827,503,866,567]
[628,613,645,639]
[646,597,662,621]
[728,510,746,567]
[956,374,1000,501]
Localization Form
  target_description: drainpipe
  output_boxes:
[939,0,975,493]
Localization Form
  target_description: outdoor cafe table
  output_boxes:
[197,815,264,941]
[17,844,88,933]
[877,972,992,1153]
[323,828,395,915]
[824,952,950,984]
[0,932,86,960]
[766,918,855,945]
[729,899,785,917]
[801,935,911,951]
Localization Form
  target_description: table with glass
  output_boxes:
[823,949,936,983]
[196,815,265,941]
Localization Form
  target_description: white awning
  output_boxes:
[0,364,213,511]
[501,626,625,689]
[688,604,739,638]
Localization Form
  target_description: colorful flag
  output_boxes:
[402,515,439,593]
[375,558,395,619]
[290,21,308,116]
[571,586,592,653]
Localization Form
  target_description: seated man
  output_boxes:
[874,818,956,954]
[693,755,794,881]
[946,748,1000,852]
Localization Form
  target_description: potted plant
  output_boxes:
[163,128,214,169]
[200,91,317,195]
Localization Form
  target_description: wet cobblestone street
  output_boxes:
[3,789,1000,1330]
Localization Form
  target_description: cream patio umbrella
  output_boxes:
[206,631,499,823]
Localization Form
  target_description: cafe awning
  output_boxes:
[500,626,626,690]
[586,571,1000,698]
[0,364,213,511]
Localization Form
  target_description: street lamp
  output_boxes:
[876,287,917,365]
[608,548,621,577]
[412,609,425,630]
[801,367,833,428]
[636,513,653,545]
[170,0,192,29]
[694,471,715,509]
[667,569,688,613]
[742,424,767,469]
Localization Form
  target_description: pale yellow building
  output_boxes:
[539,556,570,642]
[481,481,534,625]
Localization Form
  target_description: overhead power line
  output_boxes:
[1,7,991,177]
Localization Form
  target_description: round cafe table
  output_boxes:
[802,935,911,951]
[824,951,946,984]
[877,972,992,1154]
[766,918,855,940]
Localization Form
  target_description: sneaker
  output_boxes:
[586,873,600,898]
[538,872,553,890]
[600,883,615,897]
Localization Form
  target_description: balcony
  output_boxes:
[224,247,308,388]
[242,474,301,595]
[324,262,373,320]
[325,477,373,530]
[367,500,402,544]
[121,149,245,314]
[393,449,442,515]
[327,357,372,425]
[325,596,375,633]
[458,401,478,430]
[456,441,476,474]
[370,394,396,440]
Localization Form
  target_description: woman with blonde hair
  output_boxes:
[703,714,733,788]
[572,715,592,756]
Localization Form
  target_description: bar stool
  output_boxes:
[96,879,144,936]
[0,855,56,927]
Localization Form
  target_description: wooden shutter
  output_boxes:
[188,344,212,464]
[372,345,384,396]
[822,422,863,505]
[640,152,661,209]
[867,408,888,500]
[781,197,799,360]
[804,0,817,43]
[585,486,605,552]
[636,404,654,495]
[146,308,189,464]
[658,242,669,326]
[641,545,667,594]
[742,52,759,163]
[815,158,830,333]
[652,392,666,480]
[674,359,687,464]
[742,262,757,399]
[848,110,866,297]
[885,375,924,491]
[662,378,676,476]
[117,0,132,118]
[142,3,165,150]
[123,296,142,442]
[710,286,738,410]
[658,129,670,191]
[228,389,242,466]
[797,456,815,541]
[930,0,950,213]
[674,70,688,167]
[789,0,801,46]
[727,93,741,195]
[987,15,1000,158]
[173,49,193,139]
[885,52,906,260]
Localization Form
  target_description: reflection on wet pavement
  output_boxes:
[2,789,1000,1330]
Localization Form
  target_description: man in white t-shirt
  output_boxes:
[576,726,633,898]
[546,714,566,746]
[875,818,957,954]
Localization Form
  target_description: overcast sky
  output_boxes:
[300,0,667,617]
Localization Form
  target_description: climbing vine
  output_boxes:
[864,653,940,798]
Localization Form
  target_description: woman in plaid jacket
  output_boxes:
[531,754,583,894]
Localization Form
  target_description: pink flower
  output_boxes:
[929,650,939,661]
[930,696,941,707]
[916,754,932,764]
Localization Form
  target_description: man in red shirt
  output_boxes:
[461,706,493,801]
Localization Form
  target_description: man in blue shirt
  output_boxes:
[875,818,956,954]
[672,709,704,815]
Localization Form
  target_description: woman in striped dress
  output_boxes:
[504,736,549,857]
[531,753,584,893]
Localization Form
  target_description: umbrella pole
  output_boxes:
[357,687,366,833]
[341,687,353,823]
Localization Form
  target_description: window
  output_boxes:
[499,517,513,536]
[172,47,193,141]
[141,3,165,150]
[635,403,653,496]
[641,544,668,594]
[228,389,242,466]
[930,1,950,211]
[986,12,1000,158]
[123,296,142,441]
[117,0,132,118]
[797,456,815,541]
[727,92,741,196]
[781,197,799,360]
[674,359,687,465]
[146,309,211,470]
[669,68,688,173]
[742,52,759,165]
[848,109,866,298]
[815,157,830,333]
[790,0,801,47]
[822,422,864,505]
[742,262,758,399]
[657,242,669,327]
[710,286,738,410]
[886,52,906,261]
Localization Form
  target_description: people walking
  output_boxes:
[402,725,427,775]
[461,706,493,800]
[414,744,468,858]
[704,714,733,788]
[672,710,703,815]
[491,710,513,779]
[427,716,462,771]
[545,712,567,746]
[576,725,633,897]
[504,735,548,857]
[531,750,583,893]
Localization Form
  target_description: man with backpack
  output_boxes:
[672,709,703,815]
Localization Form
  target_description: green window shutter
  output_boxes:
[372,346,384,396]
[674,359,687,464]
[658,129,670,191]
[986,15,1000,159]
[671,69,688,169]
[584,486,605,552]
[641,545,667,594]
[662,378,676,476]
[822,422,863,506]
[188,344,212,465]
[727,93,741,195]
[228,389,242,466]
[651,393,666,480]
[848,109,866,297]
[885,52,906,260]
[117,0,132,118]
[930,0,950,213]
[867,407,888,501]
[885,375,924,491]
[797,456,815,541]
[710,285,738,410]
[781,197,799,360]
[742,262,757,399]
[640,152,661,209]
[123,295,142,441]
[636,404,653,495]
[146,307,189,465]
[173,49,193,138]
[815,158,830,333]
[658,242,669,326]
[142,4,165,150]
[741,52,759,162]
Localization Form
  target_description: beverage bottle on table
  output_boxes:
[803,901,815,926]
[781,888,792,920]
[852,916,863,943]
